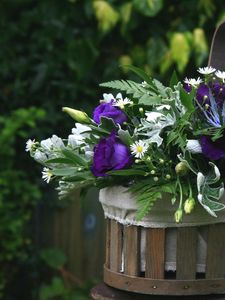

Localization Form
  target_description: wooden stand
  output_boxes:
[90,282,225,300]
[104,219,225,296]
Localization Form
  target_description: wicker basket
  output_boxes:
[102,20,225,296]
[104,219,225,295]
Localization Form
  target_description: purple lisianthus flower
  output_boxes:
[211,82,225,108]
[91,131,133,177]
[196,83,210,104]
[183,83,192,93]
[200,135,225,160]
[93,101,127,125]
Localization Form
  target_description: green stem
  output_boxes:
[177,177,183,209]
[188,179,193,198]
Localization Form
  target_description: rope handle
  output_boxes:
[208,20,225,69]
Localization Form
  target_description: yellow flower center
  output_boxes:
[136,145,143,153]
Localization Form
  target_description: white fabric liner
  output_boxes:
[99,186,225,273]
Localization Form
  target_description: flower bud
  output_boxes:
[153,176,159,182]
[174,208,183,223]
[175,162,189,176]
[184,197,195,214]
[62,107,91,124]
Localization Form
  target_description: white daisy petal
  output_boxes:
[42,167,53,183]
[25,139,36,152]
[215,70,225,82]
[197,66,216,75]
[130,140,148,159]
[103,93,116,103]
[184,77,203,87]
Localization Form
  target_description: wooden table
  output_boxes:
[90,283,225,300]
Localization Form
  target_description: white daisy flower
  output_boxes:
[113,94,133,109]
[184,77,203,87]
[130,140,148,159]
[42,167,53,183]
[141,81,147,87]
[215,70,225,82]
[197,66,216,75]
[25,139,36,152]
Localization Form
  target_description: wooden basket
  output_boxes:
[104,219,225,295]
[103,21,225,296]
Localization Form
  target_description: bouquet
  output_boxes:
[26,66,225,223]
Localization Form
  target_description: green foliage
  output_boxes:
[0,107,45,296]
[132,0,164,17]
[39,277,90,300]
[129,180,176,220]
[40,248,67,270]
[100,80,161,105]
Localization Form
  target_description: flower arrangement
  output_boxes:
[26,66,225,223]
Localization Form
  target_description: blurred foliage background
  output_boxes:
[1,0,225,299]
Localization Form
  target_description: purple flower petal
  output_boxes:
[211,82,225,108]
[91,131,133,177]
[196,84,210,104]
[183,83,192,93]
[200,135,225,160]
[93,101,127,125]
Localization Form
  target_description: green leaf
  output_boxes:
[170,32,191,73]
[61,149,87,166]
[118,127,133,146]
[169,70,179,88]
[121,65,154,86]
[63,172,94,181]
[45,157,75,164]
[180,86,195,111]
[51,167,78,176]
[193,28,208,66]
[39,277,66,300]
[139,94,161,105]
[40,248,67,269]
[132,0,163,17]
[89,124,110,135]
[136,191,162,221]
[107,169,148,176]
[100,80,157,104]
[99,116,117,131]
[93,0,119,33]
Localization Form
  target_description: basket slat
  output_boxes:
[206,223,225,279]
[110,220,122,272]
[124,226,140,276]
[105,219,111,268]
[176,227,197,280]
[145,228,165,279]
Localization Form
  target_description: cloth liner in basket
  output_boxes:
[99,186,225,273]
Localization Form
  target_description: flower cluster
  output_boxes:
[27,66,225,222]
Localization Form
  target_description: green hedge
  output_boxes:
[1,0,225,298]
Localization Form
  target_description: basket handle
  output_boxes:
[208,20,225,69]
